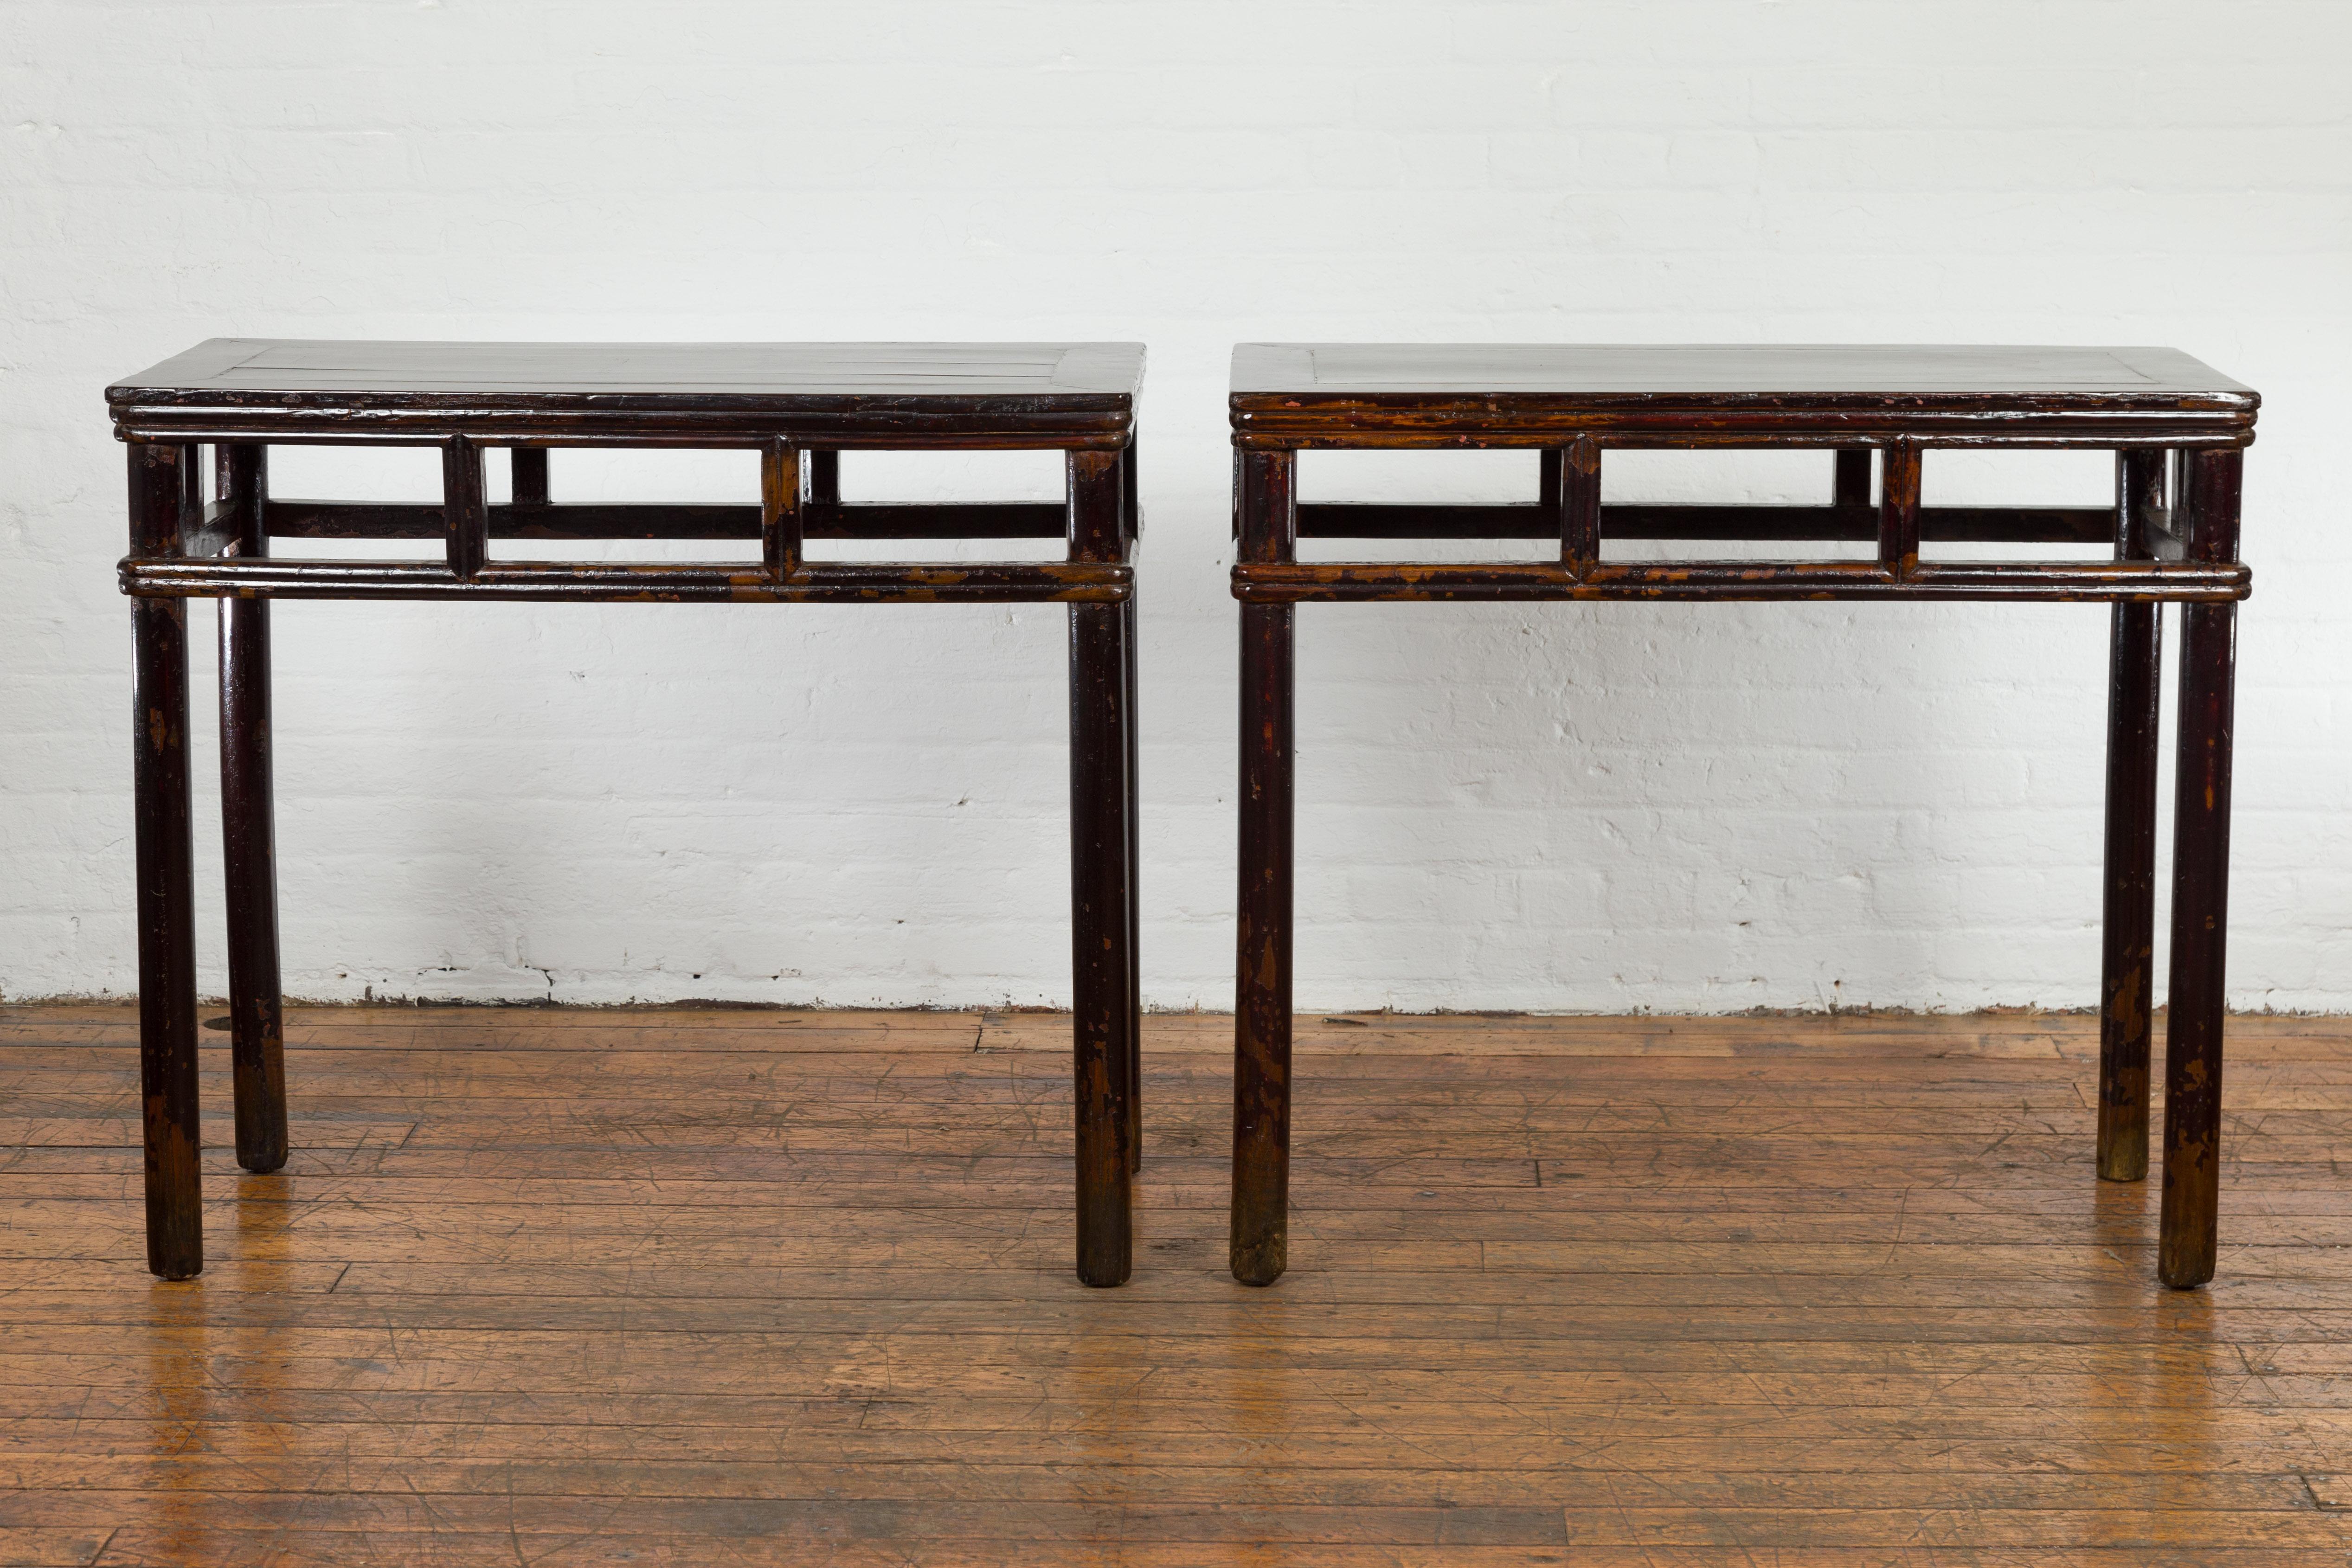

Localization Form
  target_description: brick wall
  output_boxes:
[3,0,2345,1011]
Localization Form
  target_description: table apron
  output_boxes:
[113,411,1135,448]
[1296,502,2121,544]
[1231,560,2248,604]
[121,558,1131,604]
[251,500,1071,541]
[1231,421,2252,450]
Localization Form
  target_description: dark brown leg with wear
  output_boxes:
[1067,449,1134,1286]
[217,444,287,1173]
[130,443,203,1279]
[2097,450,2165,1182]
[1120,443,1143,1173]
[1231,449,1297,1286]
[2159,447,2242,1289]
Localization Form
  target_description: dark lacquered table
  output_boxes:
[1224,343,2256,1290]
[109,340,1144,1286]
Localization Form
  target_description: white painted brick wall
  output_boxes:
[3,0,2346,1012]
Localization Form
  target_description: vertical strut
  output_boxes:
[807,450,841,518]
[761,440,803,578]
[443,437,487,578]
[510,446,550,507]
[1879,441,1921,577]
[1834,449,1873,511]
[1559,435,1600,573]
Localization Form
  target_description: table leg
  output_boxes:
[1231,447,1297,1287]
[1231,600,1295,1285]
[218,444,288,1173]
[1068,450,1133,1288]
[2097,450,2165,1182]
[130,443,203,1279]
[2159,448,2242,1289]
[1122,586,1143,1173]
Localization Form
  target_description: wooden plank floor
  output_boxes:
[3,1005,2351,1566]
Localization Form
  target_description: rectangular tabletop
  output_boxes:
[110,340,1146,447]
[1231,344,2256,448]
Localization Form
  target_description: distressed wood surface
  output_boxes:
[119,558,1131,604]
[110,370,1143,1286]
[108,341,1145,447]
[255,499,1072,540]
[1233,451,1298,1286]
[1292,501,2117,542]
[1229,343,2257,448]
[1228,559,2249,605]
[1225,350,2257,1297]
[2099,450,2167,1181]
[2161,449,2245,1288]
[212,444,286,1177]
[125,447,200,1283]
[4,1004,2350,1564]
[116,340,1148,400]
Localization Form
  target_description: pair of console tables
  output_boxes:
[108,340,2253,1292]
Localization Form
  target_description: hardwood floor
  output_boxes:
[2,1004,2349,1565]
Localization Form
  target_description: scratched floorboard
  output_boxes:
[2,1007,2350,1566]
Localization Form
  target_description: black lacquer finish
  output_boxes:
[1226,343,2256,1289]
[2097,451,2167,1183]
[215,443,287,1175]
[111,342,1145,1286]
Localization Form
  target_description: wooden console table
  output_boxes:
[109,340,1144,1286]
[1226,344,2255,1290]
